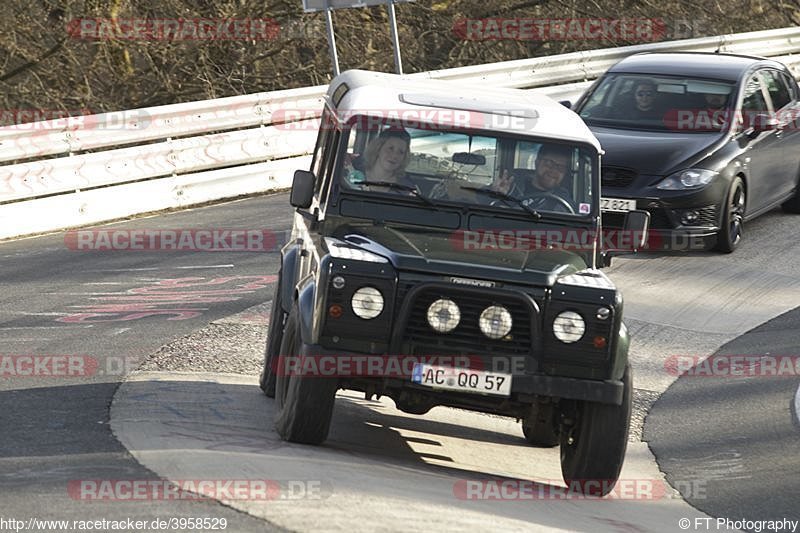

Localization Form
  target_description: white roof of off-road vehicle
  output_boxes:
[326,70,601,150]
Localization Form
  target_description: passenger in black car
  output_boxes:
[628,79,661,119]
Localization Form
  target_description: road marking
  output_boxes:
[0,311,72,316]
[0,325,94,329]
[84,265,234,273]
[85,268,159,272]
[175,265,235,269]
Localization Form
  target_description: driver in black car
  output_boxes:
[491,144,575,213]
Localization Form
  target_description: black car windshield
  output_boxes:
[337,119,596,217]
[578,74,737,132]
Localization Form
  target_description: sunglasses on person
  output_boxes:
[636,90,655,97]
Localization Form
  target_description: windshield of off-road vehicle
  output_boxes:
[578,74,737,132]
[338,122,595,216]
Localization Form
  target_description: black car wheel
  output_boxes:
[521,403,560,447]
[259,279,285,397]
[560,364,632,497]
[274,304,338,445]
[713,177,745,253]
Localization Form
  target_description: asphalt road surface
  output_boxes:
[0,196,291,531]
[646,305,800,532]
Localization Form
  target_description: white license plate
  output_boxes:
[601,197,637,212]
[411,363,512,397]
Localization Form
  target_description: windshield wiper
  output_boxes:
[460,185,542,220]
[353,180,435,207]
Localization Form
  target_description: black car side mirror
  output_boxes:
[747,113,779,138]
[290,170,315,208]
[559,100,572,109]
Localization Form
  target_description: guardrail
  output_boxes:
[2,26,800,240]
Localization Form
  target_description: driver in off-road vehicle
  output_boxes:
[491,144,575,213]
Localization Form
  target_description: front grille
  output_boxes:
[601,167,637,189]
[603,208,672,229]
[696,205,717,226]
[398,285,535,358]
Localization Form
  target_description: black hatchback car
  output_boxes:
[572,52,800,252]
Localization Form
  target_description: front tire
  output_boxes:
[559,364,632,496]
[274,304,338,445]
[713,177,745,253]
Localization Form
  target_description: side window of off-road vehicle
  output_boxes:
[311,110,341,210]
[311,110,337,195]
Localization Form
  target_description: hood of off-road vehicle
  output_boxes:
[330,224,590,287]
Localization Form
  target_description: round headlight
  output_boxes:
[553,311,586,343]
[351,286,384,319]
[427,298,460,333]
[479,305,513,340]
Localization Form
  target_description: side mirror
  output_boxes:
[597,209,650,267]
[747,113,779,137]
[623,209,650,252]
[290,169,315,208]
[559,100,572,109]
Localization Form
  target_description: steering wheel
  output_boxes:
[525,193,576,214]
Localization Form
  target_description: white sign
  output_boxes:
[302,0,414,12]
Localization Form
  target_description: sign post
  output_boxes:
[302,0,414,76]
[323,7,341,77]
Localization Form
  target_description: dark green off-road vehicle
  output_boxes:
[259,70,649,496]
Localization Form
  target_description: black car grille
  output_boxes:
[603,208,672,230]
[688,205,718,226]
[601,167,637,189]
[397,285,535,358]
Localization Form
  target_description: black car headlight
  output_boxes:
[656,169,718,190]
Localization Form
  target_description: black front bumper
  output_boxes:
[297,342,625,406]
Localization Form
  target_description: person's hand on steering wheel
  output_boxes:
[523,192,576,214]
